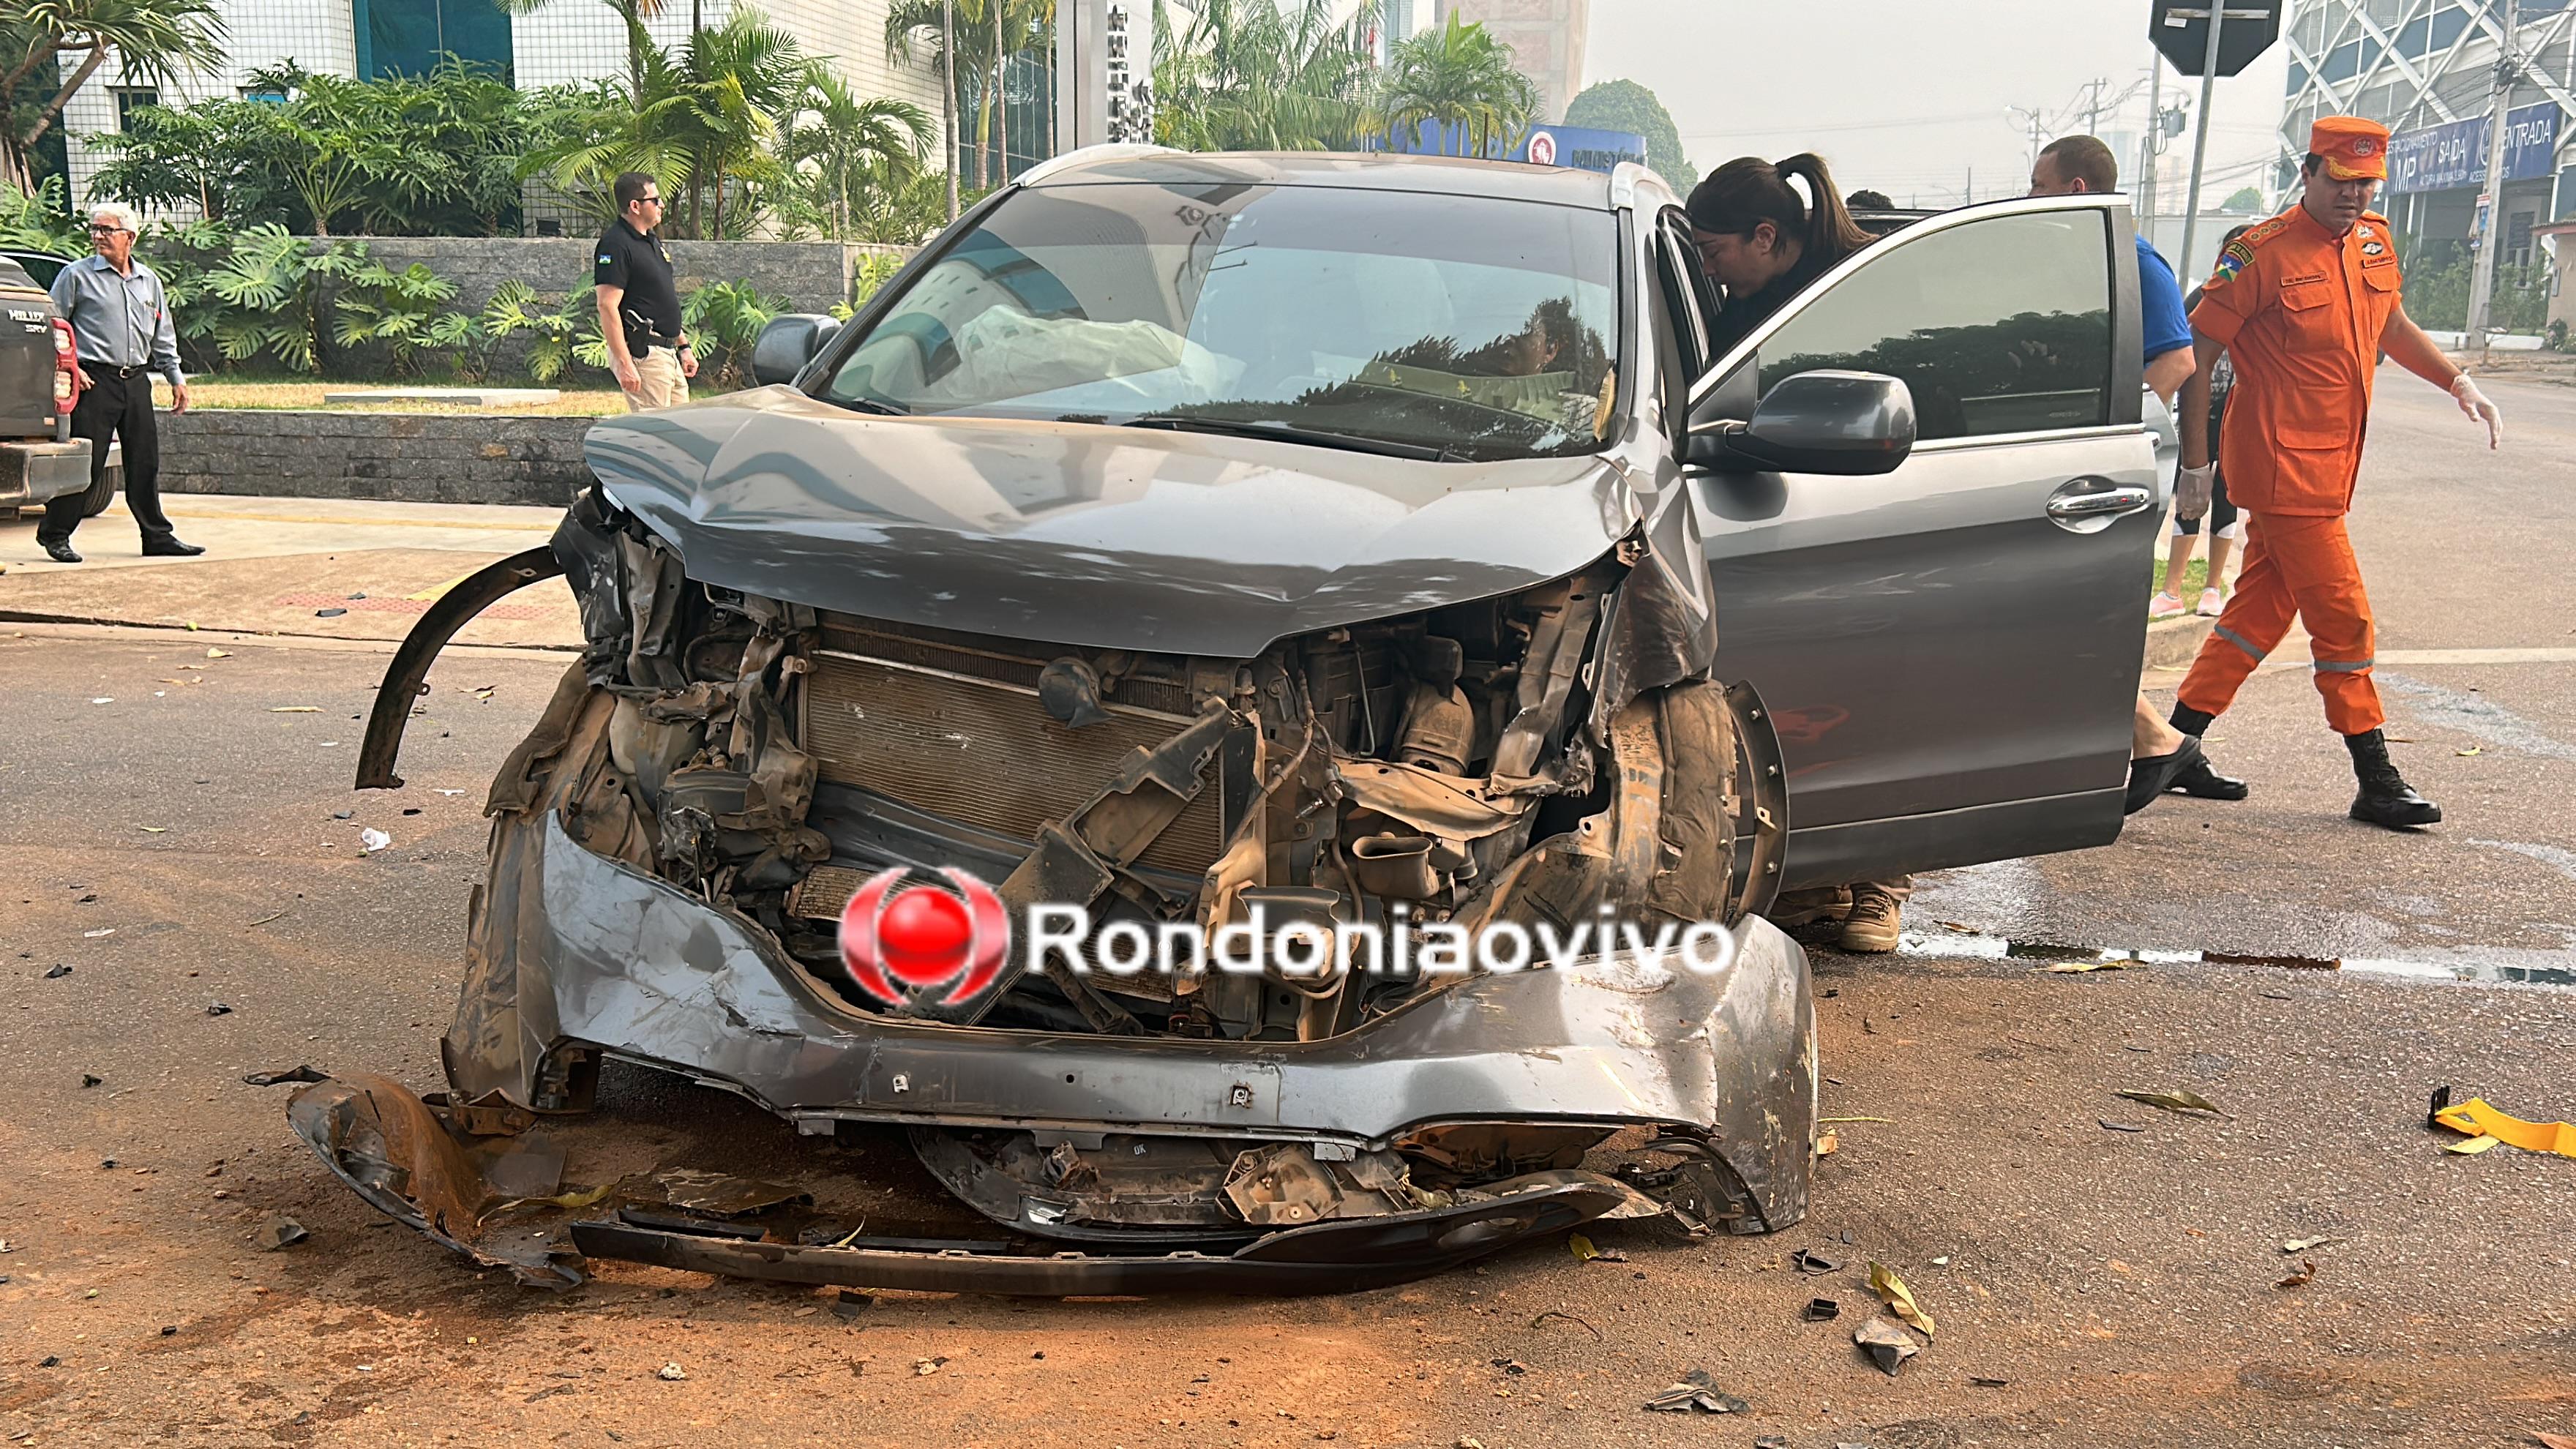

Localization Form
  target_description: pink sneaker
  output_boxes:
[2149,591,2186,619]
[2196,588,2225,616]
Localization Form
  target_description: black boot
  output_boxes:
[2163,704,2250,800]
[2345,728,2440,828]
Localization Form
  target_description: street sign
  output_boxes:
[2151,1,2283,77]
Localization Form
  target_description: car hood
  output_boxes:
[583,386,1641,656]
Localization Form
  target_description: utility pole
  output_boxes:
[2141,57,2163,222]
[2466,0,2521,357]
[2178,2,2226,290]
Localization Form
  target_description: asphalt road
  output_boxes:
[1,369,2572,1448]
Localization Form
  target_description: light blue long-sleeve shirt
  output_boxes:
[50,252,184,387]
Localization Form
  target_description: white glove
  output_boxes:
[2452,374,2502,449]
[2175,463,2214,520]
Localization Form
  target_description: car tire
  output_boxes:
[78,461,116,517]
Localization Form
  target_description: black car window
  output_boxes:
[1652,209,1714,378]
[1748,209,2113,441]
[820,183,1622,462]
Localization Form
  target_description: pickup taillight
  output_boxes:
[50,318,73,412]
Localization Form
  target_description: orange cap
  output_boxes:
[2309,116,2389,181]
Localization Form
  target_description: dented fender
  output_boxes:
[356,547,564,790]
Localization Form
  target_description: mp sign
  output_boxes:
[1055,0,1155,151]
[2386,102,2564,195]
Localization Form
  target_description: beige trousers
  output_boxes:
[621,346,689,412]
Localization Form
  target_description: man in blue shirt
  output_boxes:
[2029,135,2242,810]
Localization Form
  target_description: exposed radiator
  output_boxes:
[800,648,1226,881]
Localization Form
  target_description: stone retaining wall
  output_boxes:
[361,237,906,320]
[158,410,595,508]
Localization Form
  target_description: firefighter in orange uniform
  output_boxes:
[2166,115,2504,828]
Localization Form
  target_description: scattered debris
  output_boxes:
[2098,1119,2146,1133]
[1643,1368,1748,1414]
[656,1363,688,1381]
[206,1001,233,1017]
[1489,1358,1526,1376]
[1869,1261,1936,1337]
[269,706,320,713]
[832,1290,872,1321]
[2280,1236,2346,1254]
[315,608,348,618]
[243,1066,327,1087]
[1567,1232,1627,1263]
[1970,1375,2010,1388]
[1814,1131,1839,1157]
[2115,1089,2228,1117]
[1790,1248,1842,1276]
[1930,1256,1950,1268]
[2455,746,2481,757]
[255,1215,308,1251]
[1529,1309,1600,1338]
[359,828,392,854]
[2276,1259,2317,1289]
[2430,1088,2576,1158]
[650,1168,811,1216]
[912,1357,946,1377]
[1756,1437,1789,1449]
[1853,1317,1921,1376]
[42,964,69,979]
[88,697,112,705]
[2446,1135,2504,1156]
[1802,1298,1841,1322]
[2043,961,2127,973]
[246,910,288,927]
[80,1074,101,1087]
[81,928,113,939]
[206,648,231,659]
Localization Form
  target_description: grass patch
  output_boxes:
[2154,558,2212,598]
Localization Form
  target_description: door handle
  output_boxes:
[2045,479,2153,534]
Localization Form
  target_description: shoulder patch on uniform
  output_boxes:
[2208,212,2294,288]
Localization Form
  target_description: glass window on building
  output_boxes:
[111,87,160,131]
[355,0,514,80]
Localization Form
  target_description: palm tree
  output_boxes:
[885,0,1046,190]
[783,68,929,239]
[659,10,812,236]
[0,0,229,191]
[1368,12,1539,161]
[493,0,670,106]
[1153,0,1377,153]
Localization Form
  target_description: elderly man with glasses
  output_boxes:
[594,172,696,411]
[37,202,197,564]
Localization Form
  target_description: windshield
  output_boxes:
[821,182,1621,462]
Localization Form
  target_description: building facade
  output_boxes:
[1437,0,1589,124]
[2283,0,2576,269]
[59,0,947,226]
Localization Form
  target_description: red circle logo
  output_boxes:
[839,868,1011,1008]
[1527,130,1559,167]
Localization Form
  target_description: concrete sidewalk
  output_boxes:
[1,495,577,648]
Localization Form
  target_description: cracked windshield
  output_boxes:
[823,182,1617,460]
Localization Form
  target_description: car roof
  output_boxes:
[1021,149,1618,209]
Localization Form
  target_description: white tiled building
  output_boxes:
[61,0,947,227]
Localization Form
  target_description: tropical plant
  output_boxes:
[513,79,691,233]
[491,0,667,106]
[1366,12,1540,161]
[886,0,1048,190]
[681,276,787,386]
[0,173,83,252]
[484,277,607,383]
[332,258,474,376]
[1152,0,1376,153]
[2220,185,2264,211]
[778,69,929,241]
[0,0,228,191]
[159,222,370,372]
[1563,78,1690,190]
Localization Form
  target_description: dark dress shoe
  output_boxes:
[2122,735,2205,815]
[42,541,80,563]
[140,536,206,557]
[2166,752,2249,800]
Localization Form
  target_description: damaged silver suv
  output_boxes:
[310,148,2158,1292]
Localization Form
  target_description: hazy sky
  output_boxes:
[1581,0,2295,209]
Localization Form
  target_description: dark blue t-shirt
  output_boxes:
[2136,233,2190,362]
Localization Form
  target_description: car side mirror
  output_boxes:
[752,314,842,387]
[1685,370,1915,476]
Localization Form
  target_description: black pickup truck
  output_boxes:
[0,250,120,519]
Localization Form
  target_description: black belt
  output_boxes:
[81,362,148,379]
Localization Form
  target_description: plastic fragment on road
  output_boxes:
[359,828,392,853]
[269,706,320,714]
[657,1363,687,1381]
[1853,1317,1920,1376]
[2281,1236,2347,1254]
[2432,1095,2576,1158]
[1869,1260,1936,1338]
[2276,1258,2316,1289]
[255,1215,308,1251]
[1642,1368,1747,1414]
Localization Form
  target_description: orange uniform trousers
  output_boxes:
[2176,509,2381,735]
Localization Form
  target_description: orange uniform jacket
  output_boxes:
[2187,205,2404,515]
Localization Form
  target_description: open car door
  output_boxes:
[1681,194,2158,890]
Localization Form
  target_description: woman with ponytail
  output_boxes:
[1687,153,1877,355]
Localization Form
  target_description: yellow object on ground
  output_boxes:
[2433,1098,2576,1157]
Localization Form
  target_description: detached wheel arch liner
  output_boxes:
[356,545,564,791]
